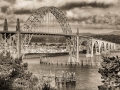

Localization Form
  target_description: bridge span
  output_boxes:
[0,7,116,64]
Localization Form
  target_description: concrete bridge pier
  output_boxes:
[86,38,94,58]
[95,48,101,56]
[95,49,98,55]
[2,19,8,56]
[16,18,21,59]
[90,39,94,57]
[98,43,101,55]
[113,44,116,50]
[76,28,80,64]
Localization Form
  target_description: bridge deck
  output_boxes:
[0,31,17,34]
[0,31,92,37]
[0,31,75,36]
[21,32,75,36]
[0,31,115,43]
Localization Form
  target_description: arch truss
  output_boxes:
[21,7,72,46]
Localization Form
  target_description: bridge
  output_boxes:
[0,7,116,63]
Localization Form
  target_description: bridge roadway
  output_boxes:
[0,30,90,39]
[0,30,116,47]
[0,30,93,38]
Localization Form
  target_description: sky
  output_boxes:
[0,0,120,34]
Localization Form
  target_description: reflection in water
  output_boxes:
[23,52,119,90]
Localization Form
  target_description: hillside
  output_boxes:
[30,31,120,44]
[108,31,120,35]
[92,34,120,44]
[31,33,94,43]
[79,32,95,36]
[31,35,66,43]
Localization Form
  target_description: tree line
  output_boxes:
[92,34,120,44]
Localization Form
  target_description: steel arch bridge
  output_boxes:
[21,6,77,62]
[22,7,72,45]
[0,7,116,64]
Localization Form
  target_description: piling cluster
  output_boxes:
[55,71,76,84]
[98,56,120,90]
[40,70,76,90]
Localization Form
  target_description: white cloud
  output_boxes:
[0,0,11,8]
[13,0,118,12]
[66,8,92,21]
[0,19,4,25]
[61,0,118,5]
[0,12,6,19]
[0,0,119,30]
[14,0,41,11]
[0,0,12,21]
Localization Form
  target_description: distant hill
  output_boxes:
[30,31,120,44]
[31,33,94,43]
[107,31,120,35]
[79,31,120,44]
[31,35,66,43]
[79,31,120,36]
[79,32,95,36]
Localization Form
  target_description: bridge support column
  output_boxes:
[91,41,93,57]
[3,34,7,56]
[3,19,8,56]
[76,28,79,63]
[86,38,93,57]
[113,44,116,50]
[90,38,93,57]
[104,43,106,51]
[16,19,21,59]
[98,41,101,55]
[95,47,98,55]
[98,48,101,55]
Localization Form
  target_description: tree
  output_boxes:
[0,52,41,90]
[98,56,120,90]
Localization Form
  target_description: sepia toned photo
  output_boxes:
[0,0,120,90]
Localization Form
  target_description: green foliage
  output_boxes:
[98,56,120,90]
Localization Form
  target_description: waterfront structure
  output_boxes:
[0,7,116,63]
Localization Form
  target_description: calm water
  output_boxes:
[23,51,120,90]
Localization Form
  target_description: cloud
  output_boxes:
[13,0,64,14]
[0,1,22,28]
[65,6,120,30]
[0,0,12,22]
[60,2,111,10]
[0,0,11,13]
[12,0,118,14]
[78,13,120,29]
[60,0,118,10]
[0,0,119,31]
[0,12,6,19]
[0,0,11,8]
[0,19,5,27]
[13,0,43,14]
